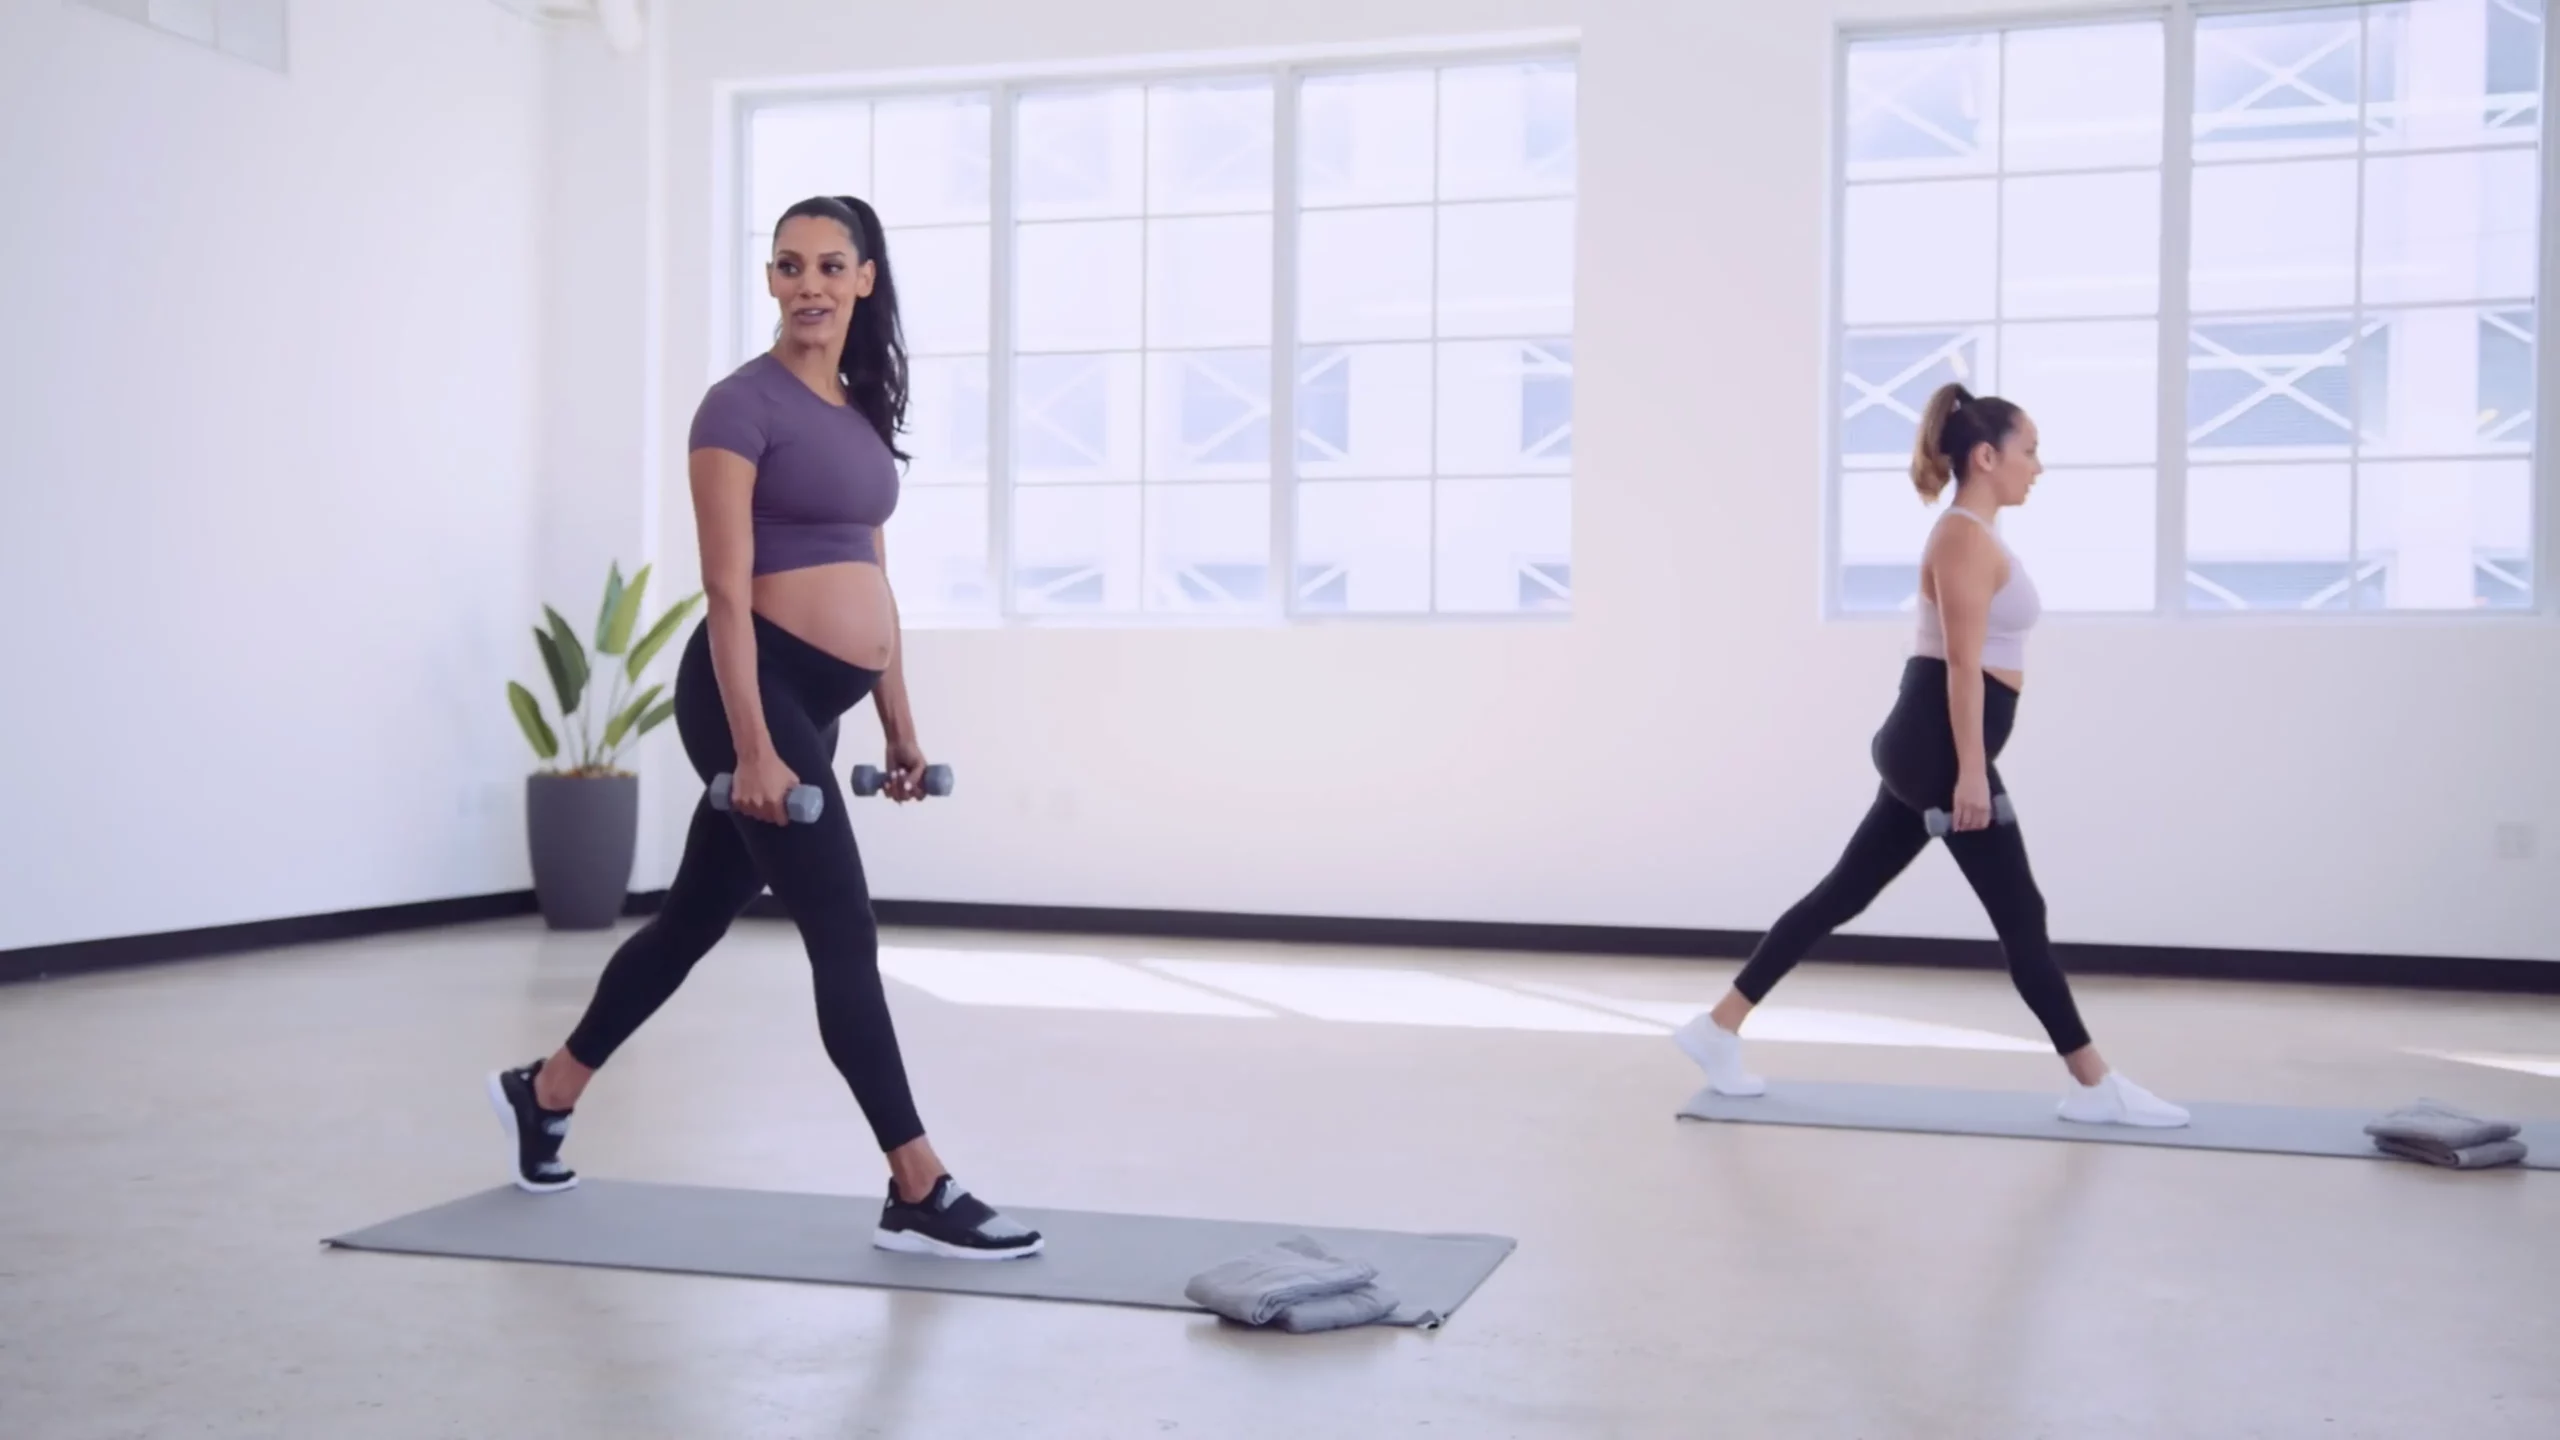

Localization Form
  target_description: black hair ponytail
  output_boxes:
[774,194,911,464]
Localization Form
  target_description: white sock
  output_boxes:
[1673,1013,1766,1097]
[2057,1071,2189,1128]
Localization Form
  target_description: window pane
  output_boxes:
[2001,467,2157,611]
[1148,79,1274,216]
[1148,349,1270,480]
[1843,180,1998,325]
[1013,484,1142,612]
[1999,321,2156,466]
[871,95,991,226]
[1147,215,1272,349]
[2002,22,2165,171]
[2360,305,2533,456]
[886,224,990,357]
[1300,208,1433,341]
[2186,463,2354,610]
[2366,0,2545,151]
[1299,70,1435,208]
[884,485,991,616]
[1845,34,2000,181]
[1015,219,1142,352]
[1439,61,1577,201]
[2191,159,2358,312]
[1146,483,1271,612]
[2478,306,2537,449]
[1295,343,1433,478]
[2357,459,2533,609]
[2194,8,2365,161]
[1014,353,1141,484]
[2189,316,2361,459]
[1438,340,1573,476]
[1438,199,1573,337]
[1015,86,1144,220]
[1435,478,1571,613]
[2001,171,2161,317]
[750,104,871,231]
[905,356,989,486]
[2361,148,2542,306]
[1839,328,1991,467]
[1837,470,1941,612]
[1297,481,1432,612]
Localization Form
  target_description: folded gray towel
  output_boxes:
[2375,1136,2529,1170]
[2366,1099,2521,1152]
[1184,1235,1405,1333]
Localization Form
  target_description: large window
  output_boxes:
[734,48,1578,623]
[1832,0,2548,615]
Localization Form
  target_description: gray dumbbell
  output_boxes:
[1925,792,2017,837]
[708,771,824,824]
[849,763,954,798]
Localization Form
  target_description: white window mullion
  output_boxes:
[990,83,1019,619]
[2540,0,2560,615]
[2347,4,2370,609]
[2160,3,2198,616]
[1825,33,1853,616]
[1272,68,1302,620]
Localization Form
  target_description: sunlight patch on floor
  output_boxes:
[2407,1049,2560,1080]
[877,947,1272,1018]
[1139,959,1663,1034]
[1514,982,2049,1052]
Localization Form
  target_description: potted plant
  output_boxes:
[507,562,702,930]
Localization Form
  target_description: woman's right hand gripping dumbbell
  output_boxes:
[728,748,803,826]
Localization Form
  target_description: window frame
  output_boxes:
[1822,0,2560,623]
[718,30,1584,628]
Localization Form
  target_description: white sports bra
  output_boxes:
[1914,507,2040,672]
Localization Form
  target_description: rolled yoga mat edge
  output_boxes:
[1676,1079,2560,1170]
[323,1179,1518,1325]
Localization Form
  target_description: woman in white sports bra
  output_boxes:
[1673,382,2188,1128]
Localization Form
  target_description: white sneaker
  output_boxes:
[1673,1014,1766,1097]
[2057,1072,2190,1128]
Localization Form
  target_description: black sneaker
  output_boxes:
[874,1175,1043,1260]
[485,1061,577,1194]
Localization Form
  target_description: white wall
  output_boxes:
[601,0,2560,965]
[0,0,550,950]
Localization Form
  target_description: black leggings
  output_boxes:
[1732,657,2092,1056]
[563,614,925,1152]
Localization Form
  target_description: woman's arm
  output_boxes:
[691,447,791,817]
[1928,522,2001,813]
[869,528,929,801]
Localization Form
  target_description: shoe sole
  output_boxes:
[871,1226,1044,1261]
[2057,1108,2191,1129]
[1671,1026,1767,1098]
[485,1070,578,1194]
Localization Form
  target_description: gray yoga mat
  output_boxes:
[324,1180,1515,1326]
[1678,1081,2560,1169]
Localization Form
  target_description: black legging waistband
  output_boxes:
[1870,656,2020,813]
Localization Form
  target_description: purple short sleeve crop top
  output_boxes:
[687,353,901,575]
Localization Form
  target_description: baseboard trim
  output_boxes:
[0,890,660,986]
[9,892,2553,995]
[848,898,2560,996]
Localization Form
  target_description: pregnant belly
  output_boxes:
[751,562,898,671]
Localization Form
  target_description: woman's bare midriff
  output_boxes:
[751,562,898,671]
[1987,666,2026,694]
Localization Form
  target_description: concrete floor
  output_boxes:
[3,920,2556,1440]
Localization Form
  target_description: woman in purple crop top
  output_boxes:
[1672,383,2189,1129]
[485,195,1041,1260]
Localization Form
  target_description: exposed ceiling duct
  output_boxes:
[484,0,644,55]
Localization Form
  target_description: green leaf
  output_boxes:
[593,562,626,653]
[604,683,664,751]
[507,681,559,761]
[634,699,677,737]
[624,592,702,682]
[599,564,652,656]
[542,606,589,715]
